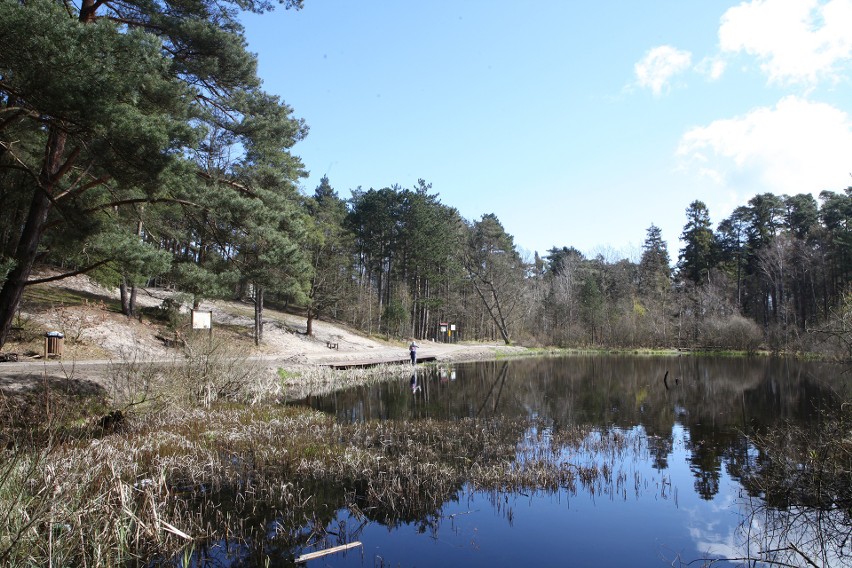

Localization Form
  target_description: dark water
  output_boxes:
[283,355,851,567]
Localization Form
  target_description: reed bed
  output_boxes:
[280,363,413,401]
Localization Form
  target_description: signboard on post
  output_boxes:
[192,309,213,346]
[191,310,212,329]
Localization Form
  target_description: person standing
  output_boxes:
[409,340,418,365]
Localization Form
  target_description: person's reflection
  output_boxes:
[410,371,421,393]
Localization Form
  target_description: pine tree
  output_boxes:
[678,200,717,285]
[0,0,305,347]
[395,180,464,338]
[639,224,671,298]
[304,176,353,336]
[463,214,526,344]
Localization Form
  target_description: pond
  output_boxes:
[282,355,851,568]
[178,355,852,567]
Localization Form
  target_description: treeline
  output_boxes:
[1,1,850,356]
[531,192,852,355]
[293,182,852,357]
[303,178,527,344]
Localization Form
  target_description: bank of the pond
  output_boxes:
[0,337,533,397]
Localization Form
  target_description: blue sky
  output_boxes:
[242,1,852,261]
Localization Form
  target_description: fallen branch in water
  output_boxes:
[296,541,362,563]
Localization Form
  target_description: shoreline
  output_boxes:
[0,340,532,396]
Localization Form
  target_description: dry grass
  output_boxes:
[279,363,413,401]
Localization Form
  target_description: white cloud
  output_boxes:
[696,56,727,81]
[719,0,852,86]
[634,45,693,96]
[677,96,852,197]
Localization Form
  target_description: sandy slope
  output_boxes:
[0,273,525,392]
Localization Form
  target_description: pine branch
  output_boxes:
[24,259,113,286]
[80,197,199,214]
[196,171,257,199]
[0,141,39,182]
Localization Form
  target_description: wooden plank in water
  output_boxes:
[330,356,436,370]
[296,541,362,563]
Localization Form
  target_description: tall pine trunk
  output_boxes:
[130,284,138,317]
[0,127,66,348]
[119,279,139,317]
[254,285,264,346]
[120,279,131,315]
[306,311,314,336]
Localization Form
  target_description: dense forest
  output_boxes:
[1,0,850,357]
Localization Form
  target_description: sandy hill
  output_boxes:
[1,271,518,371]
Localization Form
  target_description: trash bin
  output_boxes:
[44,331,64,359]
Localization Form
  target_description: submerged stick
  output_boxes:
[296,541,363,563]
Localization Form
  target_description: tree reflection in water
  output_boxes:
[734,404,851,567]
[298,355,851,566]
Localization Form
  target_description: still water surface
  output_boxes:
[292,355,849,567]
